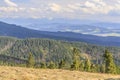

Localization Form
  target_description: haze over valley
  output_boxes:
[1,18,120,37]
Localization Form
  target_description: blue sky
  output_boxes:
[0,0,120,22]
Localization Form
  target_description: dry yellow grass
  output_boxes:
[0,66,120,80]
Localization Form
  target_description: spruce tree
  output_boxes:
[71,60,80,70]
[100,64,105,73]
[71,48,80,70]
[90,63,96,72]
[79,60,84,71]
[103,50,116,74]
[84,58,91,72]
[48,61,56,69]
[59,59,66,69]
[27,52,35,68]
[40,62,46,69]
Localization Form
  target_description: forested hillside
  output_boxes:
[0,36,120,67]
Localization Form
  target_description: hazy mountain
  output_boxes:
[26,23,120,37]
[1,18,120,37]
[7,19,120,36]
[1,21,120,46]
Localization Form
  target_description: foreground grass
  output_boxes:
[0,66,120,80]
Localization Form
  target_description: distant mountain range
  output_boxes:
[27,23,120,37]
[1,18,120,37]
[27,24,120,36]
[0,21,120,46]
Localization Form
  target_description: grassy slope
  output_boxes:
[0,66,120,80]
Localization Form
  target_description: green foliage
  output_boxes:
[48,61,56,69]
[1,37,120,66]
[0,37,120,74]
[116,66,120,74]
[59,58,66,69]
[103,50,116,74]
[84,58,91,72]
[79,60,85,71]
[27,52,35,68]
[40,62,47,69]
[71,48,80,70]
[90,64,97,72]
[100,64,106,73]
[71,60,80,70]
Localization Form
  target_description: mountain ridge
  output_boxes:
[0,21,120,46]
[1,18,120,37]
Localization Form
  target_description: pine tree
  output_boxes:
[79,60,84,71]
[59,58,66,69]
[73,48,79,59]
[103,50,116,74]
[27,52,35,68]
[116,66,120,74]
[90,63,96,72]
[71,48,80,70]
[48,61,56,69]
[71,60,80,70]
[40,62,46,69]
[84,58,91,72]
[100,64,105,73]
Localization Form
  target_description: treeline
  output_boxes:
[0,48,119,74]
[0,37,120,74]
[27,48,119,74]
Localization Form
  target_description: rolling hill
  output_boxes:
[0,36,120,67]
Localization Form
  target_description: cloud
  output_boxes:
[4,0,18,7]
[0,0,120,22]
[83,0,113,14]
[67,4,79,10]
[49,3,62,12]
[0,7,18,12]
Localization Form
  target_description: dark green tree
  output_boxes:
[79,60,85,71]
[27,52,35,68]
[71,60,80,70]
[59,58,66,69]
[48,61,56,69]
[100,64,105,73]
[84,58,91,72]
[116,66,120,74]
[71,48,80,70]
[103,50,116,74]
[90,63,97,72]
[40,62,47,69]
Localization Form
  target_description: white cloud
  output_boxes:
[67,4,80,10]
[85,1,96,8]
[83,0,113,14]
[4,0,18,7]
[49,3,62,12]
[0,7,18,12]
[0,0,120,22]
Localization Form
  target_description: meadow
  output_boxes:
[0,66,120,80]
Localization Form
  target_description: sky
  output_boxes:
[0,0,120,23]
